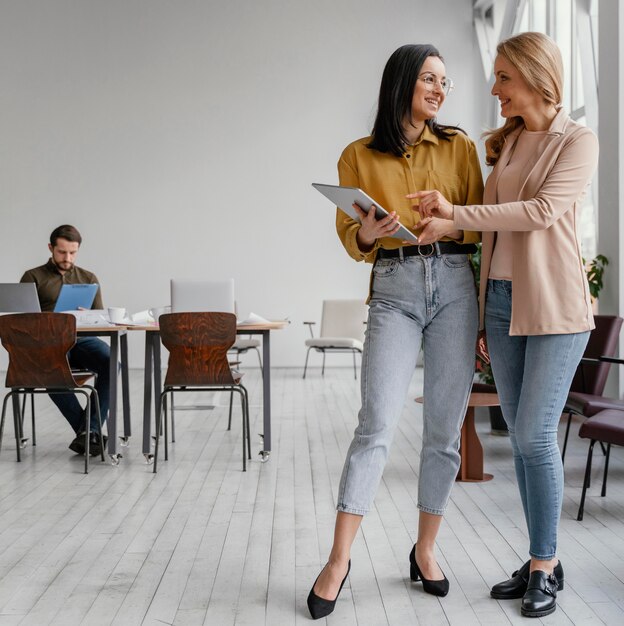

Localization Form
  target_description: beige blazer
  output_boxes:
[454,108,598,335]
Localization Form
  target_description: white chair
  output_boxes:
[303,300,368,379]
[229,336,263,376]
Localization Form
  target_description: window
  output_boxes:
[474,0,599,257]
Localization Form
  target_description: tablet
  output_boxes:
[54,283,99,312]
[312,183,418,243]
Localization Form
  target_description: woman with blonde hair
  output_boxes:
[411,31,598,618]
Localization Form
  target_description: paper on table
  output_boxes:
[237,312,271,325]
[68,310,114,326]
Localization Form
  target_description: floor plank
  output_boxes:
[0,367,622,625]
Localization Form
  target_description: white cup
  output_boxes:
[108,307,127,324]
[148,305,171,322]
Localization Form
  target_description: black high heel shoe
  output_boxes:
[409,545,449,597]
[307,560,351,620]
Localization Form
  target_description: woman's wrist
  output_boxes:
[356,230,375,252]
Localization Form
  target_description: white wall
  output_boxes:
[1,0,489,368]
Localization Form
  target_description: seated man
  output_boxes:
[21,224,110,456]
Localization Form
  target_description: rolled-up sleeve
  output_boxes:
[336,155,378,263]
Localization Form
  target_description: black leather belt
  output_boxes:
[378,241,477,258]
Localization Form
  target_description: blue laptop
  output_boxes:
[54,284,99,312]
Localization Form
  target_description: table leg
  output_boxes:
[457,407,493,482]
[260,329,271,461]
[120,333,131,441]
[107,333,120,462]
[153,333,162,447]
[142,333,154,458]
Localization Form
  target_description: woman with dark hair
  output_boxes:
[412,32,598,618]
[307,44,484,619]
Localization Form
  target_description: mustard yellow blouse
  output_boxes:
[336,125,484,263]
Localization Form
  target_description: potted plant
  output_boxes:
[585,254,608,312]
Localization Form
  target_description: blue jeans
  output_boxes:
[485,280,589,559]
[50,337,111,434]
[337,252,478,516]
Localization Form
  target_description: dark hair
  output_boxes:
[368,44,464,157]
[50,224,82,247]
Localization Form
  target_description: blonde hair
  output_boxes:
[484,32,563,165]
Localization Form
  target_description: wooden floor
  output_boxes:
[0,367,623,626]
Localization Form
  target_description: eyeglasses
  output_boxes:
[418,73,454,96]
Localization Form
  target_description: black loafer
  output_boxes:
[68,432,87,455]
[491,559,563,599]
[521,570,558,617]
[86,432,108,456]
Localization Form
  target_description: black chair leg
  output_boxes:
[83,394,91,473]
[561,412,573,464]
[601,443,611,497]
[164,394,169,461]
[303,347,312,379]
[11,393,21,462]
[13,393,25,448]
[577,439,595,521]
[241,385,251,460]
[153,391,168,473]
[91,388,106,462]
[0,392,14,455]
[19,394,29,445]
[233,388,246,472]
[228,390,234,430]
[322,351,326,376]
[170,390,176,443]
[30,393,36,446]
[352,350,357,380]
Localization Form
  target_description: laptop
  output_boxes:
[0,283,42,313]
[53,283,99,312]
[170,279,235,313]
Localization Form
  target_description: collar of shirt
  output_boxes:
[45,257,77,277]
[409,124,439,148]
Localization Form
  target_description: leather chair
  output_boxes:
[561,315,623,463]
[303,300,368,379]
[576,354,624,520]
[153,312,251,472]
[0,313,104,473]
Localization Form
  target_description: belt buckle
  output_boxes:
[417,243,435,257]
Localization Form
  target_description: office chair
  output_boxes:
[153,312,251,473]
[561,315,623,463]
[0,313,105,473]
[303,300,368,379]
[575,357,624,520]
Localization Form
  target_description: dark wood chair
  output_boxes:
[561,315,623,463]
[0,313,105,473]
[576,355,624,520]
[154,312,251,472]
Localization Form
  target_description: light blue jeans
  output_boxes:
[337,252,478,516]
[485,280,589,559]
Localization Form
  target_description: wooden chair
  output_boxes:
[562,315,623,463]
[575,355,624,520]
[154,312,251,472]
[0,313,104,473]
